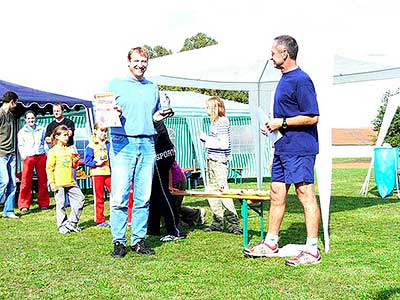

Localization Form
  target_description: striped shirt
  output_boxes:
[205,116,232,163]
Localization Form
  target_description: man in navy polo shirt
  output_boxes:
[244,35,321,266]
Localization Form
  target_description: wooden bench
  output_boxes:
[171,190,270,246]
[228,167,244,184]
[182,168,202,189]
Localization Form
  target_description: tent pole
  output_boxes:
[256,60,270,190]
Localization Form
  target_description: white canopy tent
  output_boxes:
[147,34,334,253]
[147,38,400,254]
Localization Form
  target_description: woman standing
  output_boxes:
[200,96,242,234]
[18,110,50,212]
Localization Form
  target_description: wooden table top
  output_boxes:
[171,190,270,201]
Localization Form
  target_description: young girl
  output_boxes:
[199,96,242,234]
[46,125,85,234]
[84,123,111,228]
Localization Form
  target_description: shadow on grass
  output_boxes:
[373,288,400,300]
[329,195,400,213]
[246,222,306,246]
[183,191,400,217]
[25,203,56,214]
[275,194,400,215]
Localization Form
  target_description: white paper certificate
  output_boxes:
[255,106,282,144]
[93,92,122,127]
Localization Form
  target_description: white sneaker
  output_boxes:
[65,222,82,232]
[160,234,186,242]
[198,208,206,225]
[243,241,279,258]
[285,250,321,267]
[59,225,70,234]
[4,213,20,219]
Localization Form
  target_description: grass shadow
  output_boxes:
[329,195,400,213]
[373,288,400,300]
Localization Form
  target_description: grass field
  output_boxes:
[1,168,399,300]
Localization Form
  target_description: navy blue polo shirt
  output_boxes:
[273,68,319,155]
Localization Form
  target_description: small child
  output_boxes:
[46,125,85,234]
[84,123,111,228]
[200,96,242,234]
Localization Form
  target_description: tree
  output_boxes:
[180,32,217,52]
[372,88,400,146]
[143,44,172,59]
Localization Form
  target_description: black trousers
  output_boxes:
[148,165,183,236]
[173,175,200,225]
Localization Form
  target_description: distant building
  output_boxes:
[332,128,377,158]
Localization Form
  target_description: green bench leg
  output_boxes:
[241,200,249,246]
[260,202,264,240]
[242,201,265,246]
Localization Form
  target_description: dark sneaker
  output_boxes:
[203,225,223,232]
[243,241,279,258]
[130,239,155,255]
[230,227,243,235]
[112,242,127,258]
[285,250,321,267]
[20,208,29,213]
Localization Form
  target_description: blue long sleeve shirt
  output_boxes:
[108,76,161,137]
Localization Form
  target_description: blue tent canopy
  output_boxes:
[0,79,93,118]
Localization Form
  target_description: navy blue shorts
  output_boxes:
[271,155,316,184]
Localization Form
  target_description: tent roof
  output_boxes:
[0,79,93,118]
[147,44,400,89]
[160,91,250,117]
[334,55,400,84]
[147,44,282,91]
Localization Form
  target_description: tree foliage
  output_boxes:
[143,44,172,59]
[180,32,217,52]
[372,88,400,146]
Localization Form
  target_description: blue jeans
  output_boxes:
[109,135,155,246]
[0,154,16,217]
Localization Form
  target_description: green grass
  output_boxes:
[1,169,400,300]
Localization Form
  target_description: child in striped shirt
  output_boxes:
[199,96,242,234]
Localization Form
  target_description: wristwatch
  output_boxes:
[282,117,288,130]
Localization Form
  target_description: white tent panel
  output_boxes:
[148,35,334,253]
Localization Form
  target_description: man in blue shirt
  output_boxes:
[108,47,166,258]
[244,35,321,266]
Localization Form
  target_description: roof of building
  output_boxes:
[332,128,377,145]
